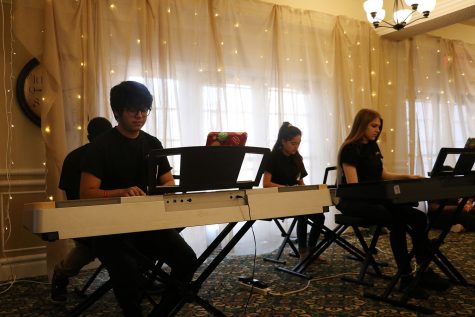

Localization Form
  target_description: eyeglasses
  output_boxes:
[124,107,151,116]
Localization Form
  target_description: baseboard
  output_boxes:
[0,253,47,281]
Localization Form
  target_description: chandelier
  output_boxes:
[363,0,436,30]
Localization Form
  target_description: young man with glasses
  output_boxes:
[80,81,197,316]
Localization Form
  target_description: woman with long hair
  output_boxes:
[337,108,449,298]
[264,122,325,262]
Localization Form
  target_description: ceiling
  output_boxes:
[460,17,475,27]
[378,0,475,40]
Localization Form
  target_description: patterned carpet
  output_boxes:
[1,230,474,316]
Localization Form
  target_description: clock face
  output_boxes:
[16,58,43,127]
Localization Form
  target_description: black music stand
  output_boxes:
[147,146,269,195]
[430,147,475,177]
[365,147,475,314]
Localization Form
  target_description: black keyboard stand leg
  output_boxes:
[74,264,105,297]
[433,249,475,287]
[276,225,347,279]
[263,218,298,264]
[428,197,474,287]
[364,251,435,315]
[70,279,113,317]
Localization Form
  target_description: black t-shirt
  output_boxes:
[59,143,91,200]
[339,141,383,184]
[265,150,308,186]
[82,128,172,192]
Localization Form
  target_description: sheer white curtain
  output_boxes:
[13,0,475,256]
[404,35,475,176]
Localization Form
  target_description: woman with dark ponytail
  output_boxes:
[263,122,325,262]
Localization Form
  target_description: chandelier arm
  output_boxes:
[378,19,398,28]
[400,9,417,25]
[405,15,429,27]
[374,25,395,29]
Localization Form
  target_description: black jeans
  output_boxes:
[337,199,431,274]
[93,229,197,317]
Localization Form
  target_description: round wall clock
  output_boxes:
[16,58,44,127]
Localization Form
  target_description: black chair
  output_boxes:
[274,166,368,279]
[334,214,390,286]
[328,166,391,286]
[70,259,168,317]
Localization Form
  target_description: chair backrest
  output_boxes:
[206,132,247,147]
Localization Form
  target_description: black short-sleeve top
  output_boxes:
[339,141,383,184]
[82,128,172,192]
[265,150,308,186]
[59,143,90,200]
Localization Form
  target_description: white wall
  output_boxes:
[260,0,367,21]
[429,23,475,44]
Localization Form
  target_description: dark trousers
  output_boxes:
[337,199,431,274]
[296,213,325,249]
[54,239,96,279]
[93,229,197,317]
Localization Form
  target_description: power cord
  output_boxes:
[242,206,258,316]
[0,0,17,295]
[266,272,358,296]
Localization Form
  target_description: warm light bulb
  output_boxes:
[363,0,383,14]
[417,0,436,14]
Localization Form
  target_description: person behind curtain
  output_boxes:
[51,117,112,302]
[336,108,449,299]
[80,81,197,316]
[263,122,325,262]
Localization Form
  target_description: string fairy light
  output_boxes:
[1,0,18,292]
